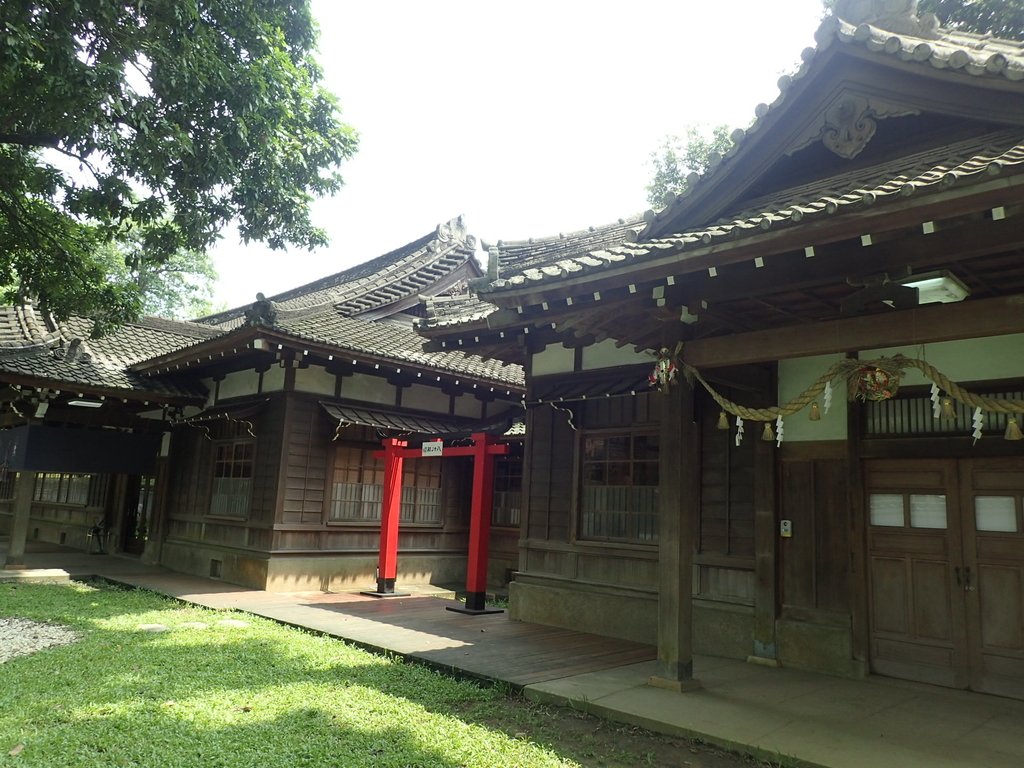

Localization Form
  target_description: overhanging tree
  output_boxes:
[822,1,1024,38]
[917,0,1024,37]
[98,231,220,321]
[0,0,358,334]
[645,125,734,209]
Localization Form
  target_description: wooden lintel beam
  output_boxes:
[684,293,1024,369]
[678,216,1024,307]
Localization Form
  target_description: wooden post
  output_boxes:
[3,472,34,569]
[847,390,870,665]
[364,438,407,596]
[650,379,701,691]
[448,432,506,615]
[751,428,779,663]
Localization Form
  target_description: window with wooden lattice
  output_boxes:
[329,444,442,526]
[492,450,523,528]
[578,430,659,544]
[209,439,254,518]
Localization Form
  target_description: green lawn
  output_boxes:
[0,581,588,768]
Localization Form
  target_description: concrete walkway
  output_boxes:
[3,545,1024,768]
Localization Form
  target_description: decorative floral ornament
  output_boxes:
[648,346,678,394]
[852,366,899,401]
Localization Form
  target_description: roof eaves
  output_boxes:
[477,136,1024,300]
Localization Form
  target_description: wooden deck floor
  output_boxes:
[295,593,656,687]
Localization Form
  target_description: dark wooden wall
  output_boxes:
[778,443,851,618]
[163,395,283,554]
[280,396,331,527]
[520,374,660,586]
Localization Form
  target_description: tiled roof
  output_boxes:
[0,304,208,398]
[197,217,479,328]
[483,217,645,276]
[478,132,1024,295]
[644,11,1024,234]
[279,309,524,388]
[420,294,498,330]
[418,217,644,330]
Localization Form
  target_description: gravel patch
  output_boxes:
[0,617,79,663]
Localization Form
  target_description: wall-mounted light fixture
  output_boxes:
[901,270,970,304]
[68,398,104,408]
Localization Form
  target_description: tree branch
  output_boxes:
[0,133,61,149]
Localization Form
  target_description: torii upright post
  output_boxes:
[447,432,508,615]
[362,437,410,597]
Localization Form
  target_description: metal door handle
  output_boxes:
[954,566,962,587]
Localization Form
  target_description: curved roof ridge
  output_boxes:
[481,214,646,250]
[0,301,65,353]
[196,216,476,328]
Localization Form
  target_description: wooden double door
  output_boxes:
[865,458,1024,699]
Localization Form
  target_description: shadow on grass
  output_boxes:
[0,581,738,768]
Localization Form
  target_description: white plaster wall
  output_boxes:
[341,372,396,406]
[402,383,451,414]
[776,334,1024,442]
[200,378,216,407]
[261,365,286,392]
[217,369,259,400]
[863,333,1024,386]
[778,354,849,442]
[581,339,650,370]
[295,365,336,396]
[454,395,483,418]
[531,344,575,376]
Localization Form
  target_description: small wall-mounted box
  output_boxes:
[779,520,793,538]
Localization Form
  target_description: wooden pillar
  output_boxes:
[367,438,407,596]
[847,392,870,664]
[650,380,701,691]
[3,472,34,569]
[751,431,778,662]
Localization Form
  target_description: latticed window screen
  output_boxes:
[33,473,101,506]
[492,454,523,528]
[210,440,254,518]
[864,388,1024,437]
[330,446,442,525]
[0,471,14,500]
[579,431,659,543]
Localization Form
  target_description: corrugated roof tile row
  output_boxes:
[0,220,524,396]
[281,308,523,387]
[198,217,477,327]
[480,132,1024,294]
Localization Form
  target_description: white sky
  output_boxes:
[210,0,827,309]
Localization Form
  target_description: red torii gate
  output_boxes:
[366,431,509,614]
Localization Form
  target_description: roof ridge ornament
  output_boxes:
[834,0,940,38]
[434,215,475,248]
[243,293,278,327]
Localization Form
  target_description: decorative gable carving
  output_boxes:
[790,91,919,160]
[835,0,939,37]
